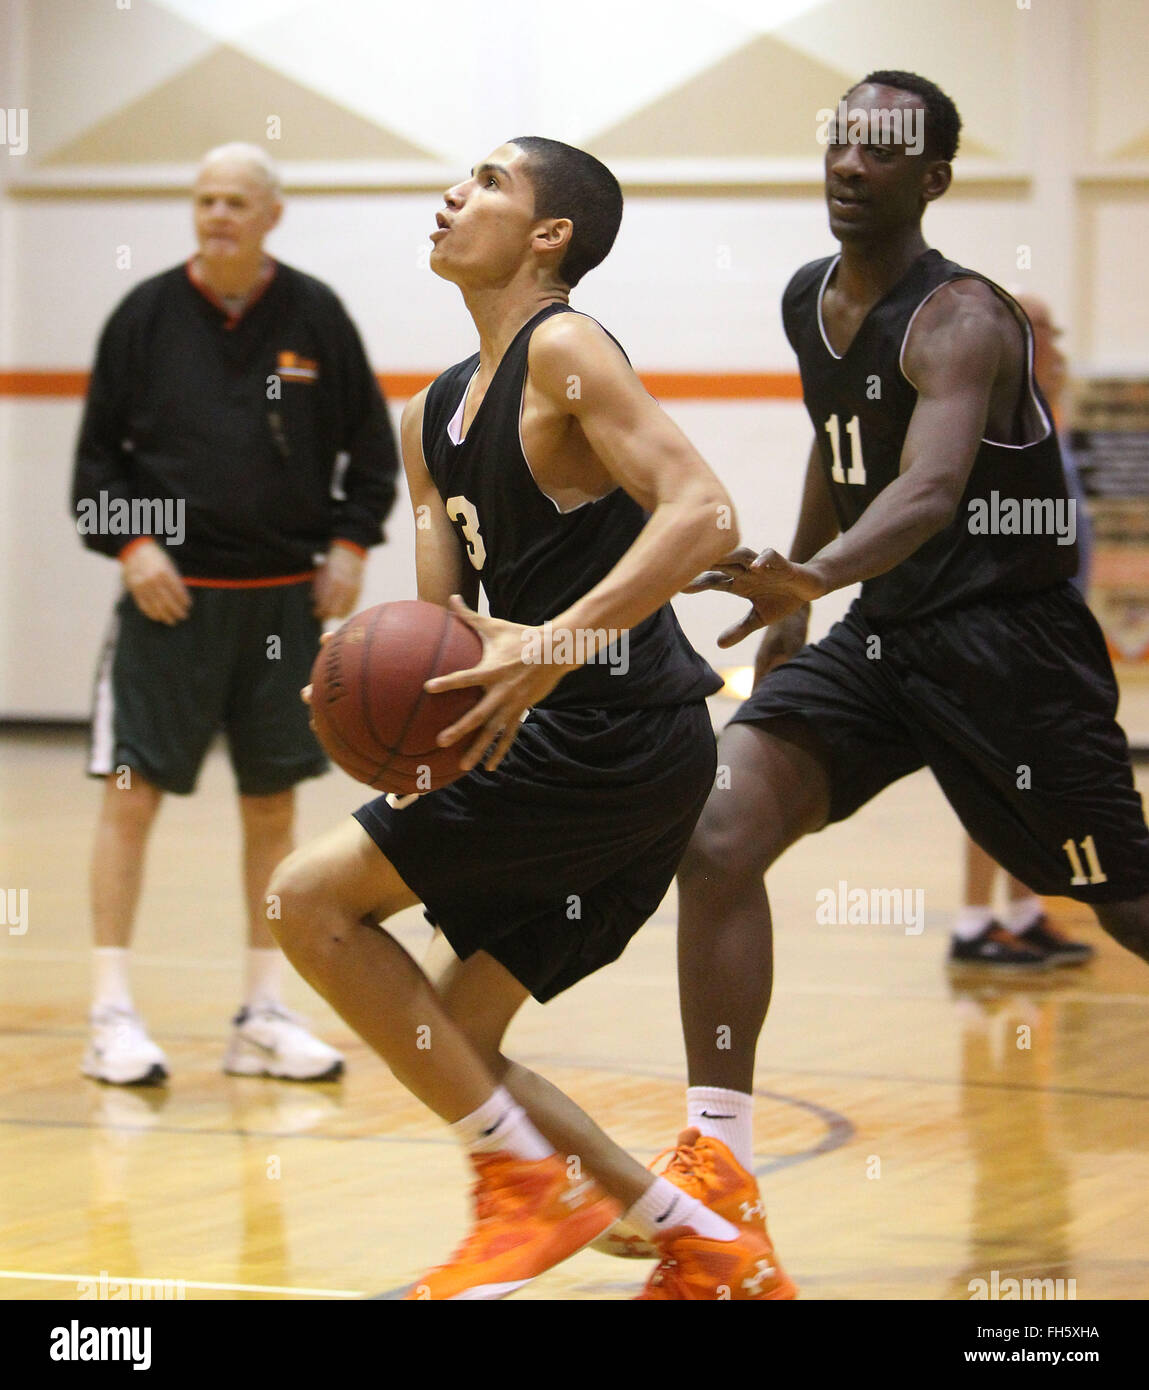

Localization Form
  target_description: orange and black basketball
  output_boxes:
[308,600,483,795]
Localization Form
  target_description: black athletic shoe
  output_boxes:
[1017,915,1096,966]
[948,922,1052,970]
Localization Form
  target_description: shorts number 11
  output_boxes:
[1062,835,1108,886]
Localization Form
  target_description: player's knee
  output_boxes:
[266,851,335,953]
[678,808,772,893]
[677,824,723,889]
[101,776,162,833]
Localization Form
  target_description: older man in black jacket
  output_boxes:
[73,142,398,1085]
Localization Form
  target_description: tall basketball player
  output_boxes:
[267,138,794,1299]
[602,71,1149,1260]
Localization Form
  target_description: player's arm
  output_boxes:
[400,388,479,611]
[701,282,1003,645]
[755,442,841,678]
[533,314,737,634]
[429,314,736,768]
[687,438,840,669]
[790,437,843,562]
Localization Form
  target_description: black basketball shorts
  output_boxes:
[88,581,327,796]
[729,584,1149,904]
[353,701,717,1001]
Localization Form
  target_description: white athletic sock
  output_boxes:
[450,1086,554,1161]
[953,906,994,941]
[1004,896,1043,935]
[92,947,133,1012]
[244,948,283,1010]
[624,1176,738,1243]
[687,1086,754,1170]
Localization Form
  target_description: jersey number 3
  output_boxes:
[824,414,867,486]
[446,495,486,571]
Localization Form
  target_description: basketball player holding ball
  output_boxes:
[269,138,795,1299]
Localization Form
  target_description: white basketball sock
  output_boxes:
[244,948,283,1010]
[1004,896,1043,934]
[687,1086,754,1169]
[92,947,133,1012]
[953,906,994,941]
[451,1086,554,1161]
[624,1176,738,1243]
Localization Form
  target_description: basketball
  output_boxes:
[308,600,484,795]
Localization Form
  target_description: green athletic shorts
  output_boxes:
[87,581,328,795]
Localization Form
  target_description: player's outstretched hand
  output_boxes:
[424,595,575,772]
[684,546,827,647]
[120,538,191,625]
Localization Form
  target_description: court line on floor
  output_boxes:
[0,1269,362,1297]
[762,1066,1149,1103]
[362,1081,855,1300]
[0,1063,857,1175]
[2,1075,855,1304]
[1,1051,1142,1150]
[4,971,1146,1007]
[0,1104,851,1166]
[519,1052,1149,1105]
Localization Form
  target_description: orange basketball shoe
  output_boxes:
[636,1225,798,1300]
[405,1151,619,1300]
[593,1128,785,1266]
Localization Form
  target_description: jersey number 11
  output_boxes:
[825,413,867,486]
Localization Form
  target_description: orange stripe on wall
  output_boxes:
[642,372,803,400]
[0,369,802,401]
[0,371,91,396]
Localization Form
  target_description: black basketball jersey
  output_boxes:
[782,249,1078,626]
[420,303,720,710]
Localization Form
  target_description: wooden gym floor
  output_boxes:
[1,704,1147,1302]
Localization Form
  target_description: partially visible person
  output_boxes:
[1015,293,1093,592]
[951,293,1094,968]
[645,72,1149,1257]
[73,142,399,1084]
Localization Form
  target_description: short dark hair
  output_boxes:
[849,70,962,162]
[508,136,623,288]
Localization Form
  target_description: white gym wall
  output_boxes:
[1,0,1145,717]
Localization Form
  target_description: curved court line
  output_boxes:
[512,1054,857,1176]
[0,1060,857,1172]
[748,1087,854,1177]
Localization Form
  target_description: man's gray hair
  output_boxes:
[197,143,282,198]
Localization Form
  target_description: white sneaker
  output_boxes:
[82,1007,169,1086]
[223,1004,344,1081]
